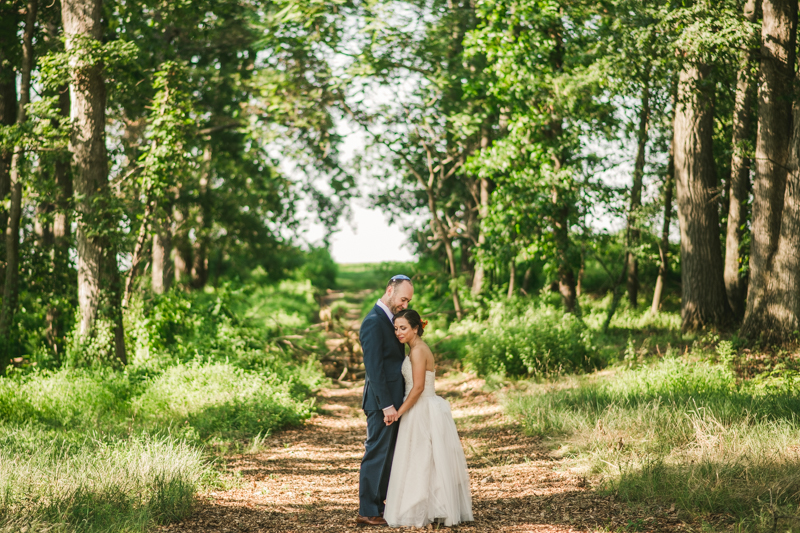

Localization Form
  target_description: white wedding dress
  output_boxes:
[383,356,473,527]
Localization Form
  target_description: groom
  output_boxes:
[356,274,414,527]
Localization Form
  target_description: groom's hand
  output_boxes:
[382,405,398,424]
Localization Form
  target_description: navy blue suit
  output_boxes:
[358,303,405,517]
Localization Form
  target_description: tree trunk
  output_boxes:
[725,0,759,319]
[522,266,534,295]
[0,4,18,290]
[0,0,38,354]
[152,205,173,294]
[547,24,578,315]
[34,203,54,248]
[48,88,72,356]
[742,0,797,336]
[755,72,800,342]
[122,198,153,309]
[172,202,192,285]
[507,260,516,299]
[626,81,650,309]
[191,148,212,289]
[63,0,126,364]
[673,63,733,331]
[651,149,675,314]
[554,198,578,313]
[471,177,490,295]
[459,238,471,284]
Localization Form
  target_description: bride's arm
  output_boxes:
[395,349,428,418]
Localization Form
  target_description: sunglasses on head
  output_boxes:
[390,275,411,282]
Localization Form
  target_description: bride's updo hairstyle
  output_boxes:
[393,309,426,337]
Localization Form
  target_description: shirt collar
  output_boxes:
[376,299,394,324]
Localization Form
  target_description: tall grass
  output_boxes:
[134,362,314,440]
[507,356,800,530]
[0,430,207,532]
[0,278,326,532]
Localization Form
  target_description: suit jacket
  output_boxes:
[360,304,406,411]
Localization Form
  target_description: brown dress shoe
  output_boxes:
[356,515,388,527]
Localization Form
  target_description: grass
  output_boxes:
[506,351,800,531]
[0,431,207,533]
[0,275,326,533]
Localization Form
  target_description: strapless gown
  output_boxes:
[383,356,473,527]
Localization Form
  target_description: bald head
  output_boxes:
[381,279,413,315]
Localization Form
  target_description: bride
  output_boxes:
[383,309,473,528]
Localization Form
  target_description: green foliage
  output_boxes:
[0,369,127,430]
[0,432,206,532]
[428,299,600,377]
[298,247,338,291]
[506,356,800,529]
[0,278,323,532]
[134,362,313,440]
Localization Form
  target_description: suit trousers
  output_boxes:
[359,409,399,516]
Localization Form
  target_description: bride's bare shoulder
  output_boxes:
[409,341,433,357]
[409,342,434,370]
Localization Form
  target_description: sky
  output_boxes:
[328,203,416,264]
[298,116,418,264]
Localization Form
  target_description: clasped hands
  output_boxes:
[383,406,399,426]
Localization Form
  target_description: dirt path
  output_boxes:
[157,287,682,532]
[157,372,681,533]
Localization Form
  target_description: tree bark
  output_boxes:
[673,63,733,331]
[172,202,192,285]
[48,88,72,356]
[547,23,578,314]
[122,198,153,309]
[0,0,38,352]
[651,148,675,314]
[626,81,650,308]
[152,211,172,294]
[757,74,800,342]
[0,3,18,286]
[742,0,797,336]
[553,196,578,313]
[191,147,212,289]
[725,0,759,319]
[426,194,463,318]
[507,260,516,299]
[471,177,490,295]
[62,0,126,364]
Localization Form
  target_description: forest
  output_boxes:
[1,0,800,532]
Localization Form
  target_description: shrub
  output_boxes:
[133,362,314,440]
[460,301,600,377]
[0,369,129,431]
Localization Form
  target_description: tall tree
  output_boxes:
[62,0,126,363]
[626,78,650,308]
[673,62,733,331]
[0,3,18,285]
[651,142,674,314]
[742,0,797,337]
[723,0,759,318]
[0,0,38,353]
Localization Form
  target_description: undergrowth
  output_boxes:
[0,274,325,533]
[507,350,800,532]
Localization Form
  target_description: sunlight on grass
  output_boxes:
[0,432,207,533]
[507,356,800,531]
